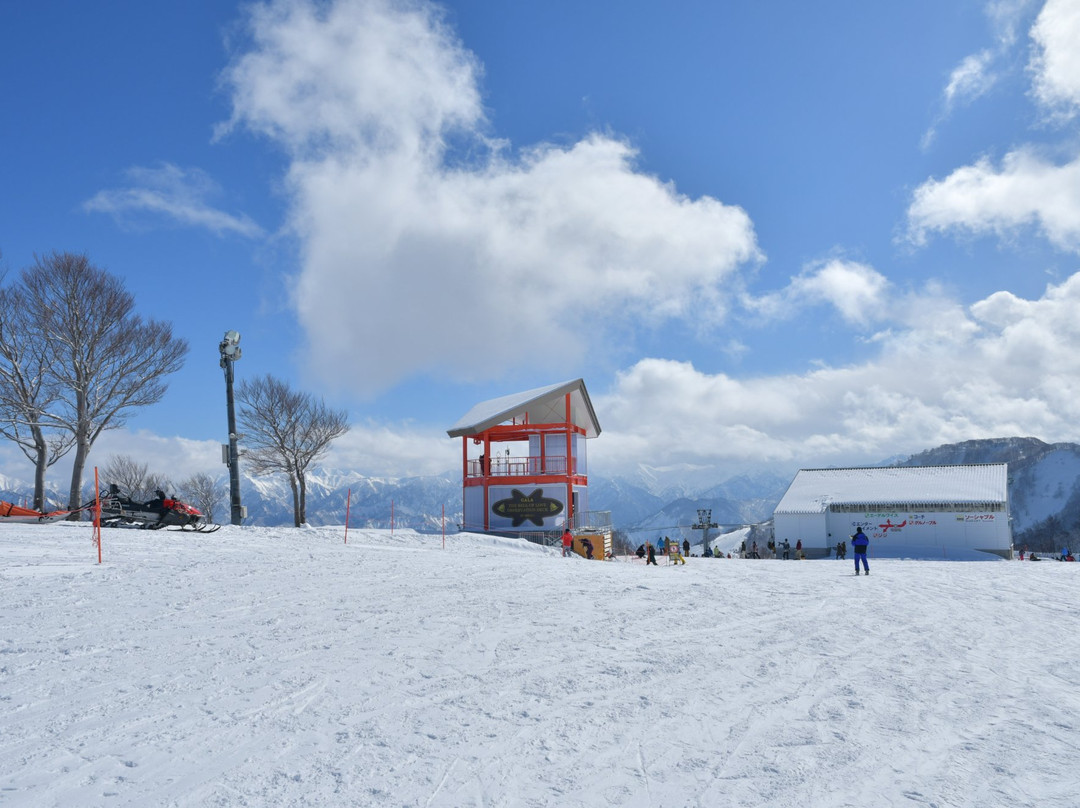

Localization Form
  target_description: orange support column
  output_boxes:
[482,432,491,531]
[565,393,574,526]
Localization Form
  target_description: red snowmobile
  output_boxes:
[97,485,220,532]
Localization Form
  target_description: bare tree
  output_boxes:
[100,454,150,497]
[177,472,227,522]
[236,374,350,527]
[19,252,189,515]
[0,280,76,510]
[99,454,173,502]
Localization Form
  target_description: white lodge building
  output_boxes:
[773,464,1012,560]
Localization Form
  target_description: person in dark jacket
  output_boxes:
[852,528,870,575]
[646,543,658,566]
[682,539,690,557]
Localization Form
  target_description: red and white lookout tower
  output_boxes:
[447,379,602,536]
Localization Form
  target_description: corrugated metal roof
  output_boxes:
[446,378,601,438]
[774,464,1008,514]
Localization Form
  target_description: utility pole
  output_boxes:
[692,508,718,556]
[219,330,245,526]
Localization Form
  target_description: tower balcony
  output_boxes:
[468,455,578,479]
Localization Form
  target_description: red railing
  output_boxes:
[469,455,576,478]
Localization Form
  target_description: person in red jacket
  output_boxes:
[561,528,573,557]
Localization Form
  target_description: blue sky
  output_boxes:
[3,0,1080,489]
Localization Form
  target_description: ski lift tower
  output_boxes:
[693,508,718,556]
[447,379,601,536]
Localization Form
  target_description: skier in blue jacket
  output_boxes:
[852,528,870,575]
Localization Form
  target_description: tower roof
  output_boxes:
[447,379,601,438]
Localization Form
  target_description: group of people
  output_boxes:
[633,537,688,565]
[740,539,809,560]
[624,530,874,574]
[634,542,659,565]
[760,529,868,574]
[1015,544,1075,562]
[632,541,731,562]
[774,538,805,560]
[566,525,1080,572]
[562,527,877,572]
[561,529,597,559]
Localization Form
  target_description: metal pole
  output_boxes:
[220,331,244,527]
[225,358,243,525]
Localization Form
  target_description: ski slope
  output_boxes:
[2,523,1077,807]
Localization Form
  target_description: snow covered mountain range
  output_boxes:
[2,436,1078,547]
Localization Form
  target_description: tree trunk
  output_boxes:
[66,434,90,518]
[31,426,48,512]
[289,474,301,528]
[298,471,307,526]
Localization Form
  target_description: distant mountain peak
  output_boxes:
[897,436,1054,468]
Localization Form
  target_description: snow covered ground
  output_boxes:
[2,523,1079,808]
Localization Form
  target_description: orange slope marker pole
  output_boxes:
[94,466,102,564]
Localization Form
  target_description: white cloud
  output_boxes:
[1029,0,1080,119]
[220,0,761,394]
[217,0,484,159]
[911,1,1080,251]
[921,1,1037,149]
[987,0,1037,45]
[905,147,1080,252]
[84,164,264,237]
[745,259,890,327]
[322,420,457,477]
[592,271,1080,477]
[944,51,997,108]
[922,61,993,150]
